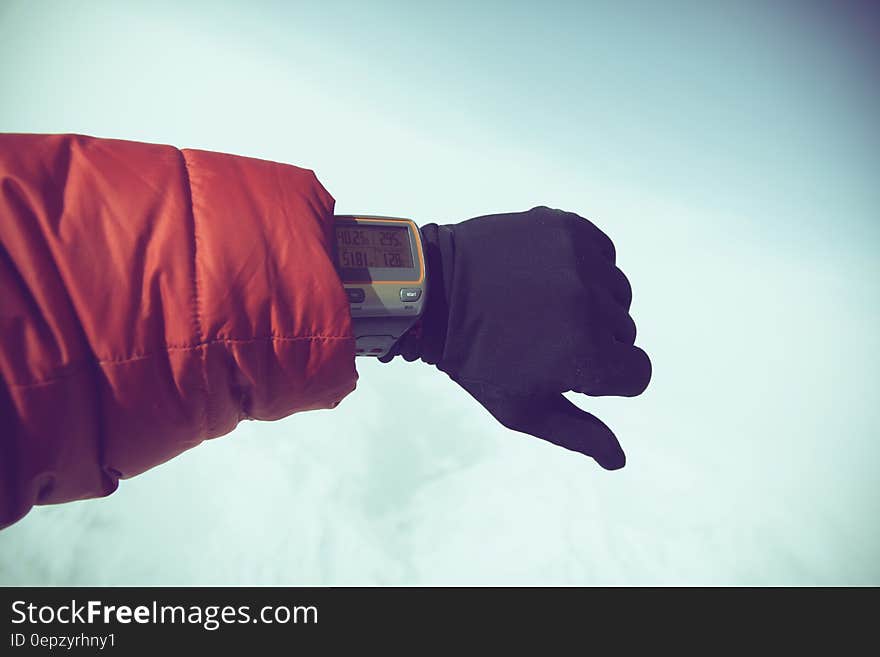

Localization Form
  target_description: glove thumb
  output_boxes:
[456,379,626,470]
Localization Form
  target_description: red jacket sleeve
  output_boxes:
[0,133,358,529]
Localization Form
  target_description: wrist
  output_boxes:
[417,223,452,365]
[379,223,452,364]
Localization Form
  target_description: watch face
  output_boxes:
[334,219,422,283]
[335,224,413,269]
[334,217,427,351]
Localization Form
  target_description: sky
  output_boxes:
[0,0,878,584]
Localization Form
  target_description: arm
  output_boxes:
[0,133,357,529]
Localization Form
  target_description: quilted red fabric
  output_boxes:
[0,134,358,528]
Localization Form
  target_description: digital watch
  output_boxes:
[332,215,427,358]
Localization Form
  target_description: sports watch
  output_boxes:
[332,215,427,358]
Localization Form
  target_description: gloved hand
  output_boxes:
[379,206,651,469]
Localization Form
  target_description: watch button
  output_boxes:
[399,287,421,302]
[346,288,365,303]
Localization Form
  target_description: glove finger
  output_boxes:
[531,206,617,264]
[575,343,652,397]
[613,312,637,345]
[608,265,633,310]
[457,380,626,470]
[596,286,636,344]
[572,251,631,311]
[565,209,617,264]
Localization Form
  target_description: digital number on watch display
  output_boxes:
[335,225,413,269]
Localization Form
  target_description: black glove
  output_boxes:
[379,206,651,469]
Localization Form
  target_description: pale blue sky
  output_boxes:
[1,0,878,584]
